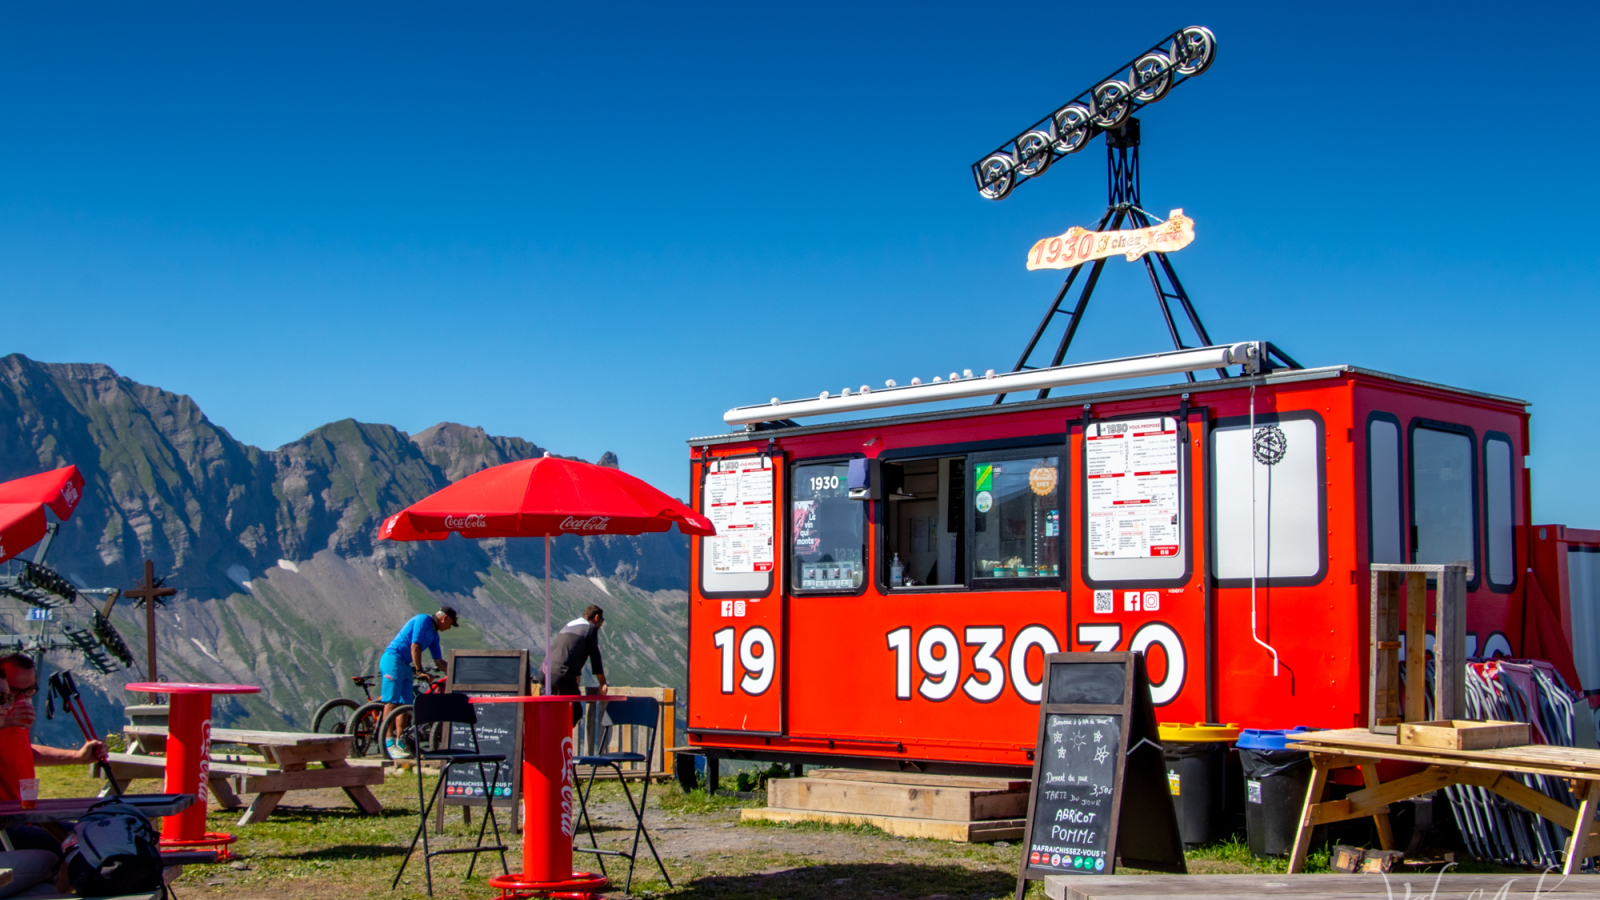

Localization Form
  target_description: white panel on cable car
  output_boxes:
[1213,416,1323,580]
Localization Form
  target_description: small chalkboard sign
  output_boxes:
[441,649,529,831]
[1015,651,1184,898]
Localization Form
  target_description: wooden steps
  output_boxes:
[738,768,1027,843]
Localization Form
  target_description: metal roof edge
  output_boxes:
[686,364,1527,446]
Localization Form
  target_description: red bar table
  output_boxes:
[473,695,607,900]
[125,682,259,855]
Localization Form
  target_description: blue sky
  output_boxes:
[3,3,1597,524]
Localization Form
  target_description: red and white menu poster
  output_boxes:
[704,457,775,573]
[1086,417,1180,559]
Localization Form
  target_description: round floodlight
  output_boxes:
[1052,105,1093,155]
[1015,130,1053,177]
[1173,26,1216,76]
[1131,52,1172,103]
[977,153,1016,200]
[1090,80,1132,129]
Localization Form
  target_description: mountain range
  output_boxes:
[0,353,689,743]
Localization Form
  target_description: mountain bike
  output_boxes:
[378,669,450,761]
[312,675,387,757]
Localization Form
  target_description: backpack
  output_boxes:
[61,800,165,896]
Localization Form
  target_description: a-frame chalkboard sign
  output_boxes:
[1015,651,1185,898]
[438,649,529,834]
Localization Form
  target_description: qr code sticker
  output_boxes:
[1093,591,1113,614]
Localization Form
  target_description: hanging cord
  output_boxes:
[1249,382,1281,676]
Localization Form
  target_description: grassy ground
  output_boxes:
[32,765,1498,900]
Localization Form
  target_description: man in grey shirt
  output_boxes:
[549,605,607,721]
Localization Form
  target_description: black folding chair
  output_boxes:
[391,692,508,896]
[573,696,672,895]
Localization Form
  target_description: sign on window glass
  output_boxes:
[971,455,1061,580]
[792,462,864,591]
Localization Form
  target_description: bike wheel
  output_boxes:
[380,704,417,760]
[312,698,359,735]
[350,701,387,758]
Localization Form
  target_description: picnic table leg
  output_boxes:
[1565,779,1600,875]
[1287,761,1331,874]
[321,758,383,816]
[238,792,286,826]
[1359,764,1395,851]
[211,776,242,810]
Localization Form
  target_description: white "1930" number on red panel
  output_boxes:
[885,625,1061,704]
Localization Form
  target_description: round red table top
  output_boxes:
[469,694,608,704]
[125,683,261,695]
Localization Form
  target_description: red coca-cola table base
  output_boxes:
[472,695,608,899]
[126,682,260,858]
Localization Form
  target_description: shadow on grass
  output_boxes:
[251,805,421,822]
[267,844,414,862]
[658,862,1015,900]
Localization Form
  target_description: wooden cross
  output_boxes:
[123,559,176,682]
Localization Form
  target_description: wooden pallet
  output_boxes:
[744,768,1028,843]
[740,806,1024,842]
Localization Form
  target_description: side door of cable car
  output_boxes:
[688,452,784,735]
[1068,406,1211,722]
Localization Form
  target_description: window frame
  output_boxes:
[966,445,1069,592]
[1205,409,1329,588]
[871,434,1069,595]
[1406,418,1481,591]
[1482,430,1517,594]
[696,453,777,600]
[1365,412,1406,567]
[787,453,869,597]
[1082,410,1195,589]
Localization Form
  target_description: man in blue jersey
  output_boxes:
[381,607,457,753]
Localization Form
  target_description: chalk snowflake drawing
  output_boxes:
[1093,730,1103,742]
[1094,745,1110,764]
[1253,424,1288,466]
[1058,747,1066,759]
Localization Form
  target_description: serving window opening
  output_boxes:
[881,457,966,589]
[791,459,866,592]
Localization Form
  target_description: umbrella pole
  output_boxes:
[543,535,551,688]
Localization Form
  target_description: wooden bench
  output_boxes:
[110,726,384,825]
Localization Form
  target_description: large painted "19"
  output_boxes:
[712,626,775,695]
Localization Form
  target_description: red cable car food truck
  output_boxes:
[682,341,1579,777]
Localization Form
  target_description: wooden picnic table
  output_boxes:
[106,725,383,826]
[1286,728,1600,875]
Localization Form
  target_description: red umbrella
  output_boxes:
[379,455,713,674]
[0,465,86,564]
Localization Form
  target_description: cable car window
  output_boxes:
[1484,434,1515,590]
[882,457,965,588]
[968,451,1062,585]
[1367,415,1404,565]
[1211,413,1326,583]
[1409,423,1477,581]
[792,460,865,592]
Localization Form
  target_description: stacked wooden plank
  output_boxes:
[739,768,1027,842]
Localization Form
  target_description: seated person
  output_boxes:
[0,654,103,897]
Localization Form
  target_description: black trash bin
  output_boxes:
[1159,723,1240,848]
[1237,727,1312,857]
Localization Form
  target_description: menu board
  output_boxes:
[1086,417,1181,559]
[1015,653,1185,898]
[441,650,528,825]
[1027,713,1121,873]
[705,457,775,574]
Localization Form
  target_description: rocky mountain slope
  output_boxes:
[0,353,689,743]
